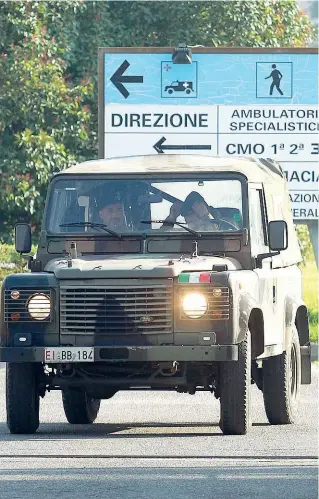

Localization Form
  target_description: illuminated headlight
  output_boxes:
[27,293,51,321]
[182,293,208,319]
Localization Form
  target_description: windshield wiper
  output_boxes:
[59,222,122,239]
[140,220,201,238]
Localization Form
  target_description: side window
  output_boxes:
[249,188,268,255]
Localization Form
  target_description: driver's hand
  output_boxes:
[168,202,182,221]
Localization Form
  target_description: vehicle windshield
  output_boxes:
[46,177,243,235]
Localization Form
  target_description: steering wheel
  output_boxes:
[210,218,239,231]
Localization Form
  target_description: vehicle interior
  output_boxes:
[47,178,243,235]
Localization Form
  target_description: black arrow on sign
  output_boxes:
[110,60,143,99]
[154,137,212,154]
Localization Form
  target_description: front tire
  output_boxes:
[6,363,40,434]
[262,325,301,424]
[62,388,100,424]
[219,330,251,435]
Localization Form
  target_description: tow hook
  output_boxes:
[159,361,179,376]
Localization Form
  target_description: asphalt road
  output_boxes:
[0,365,317,499]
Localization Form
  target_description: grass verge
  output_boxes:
[301,261,318,343]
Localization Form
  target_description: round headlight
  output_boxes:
[182,293,208,319]
[27,293,51,321]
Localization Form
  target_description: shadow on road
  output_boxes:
[0,421,272,440]
[0,421,222,439]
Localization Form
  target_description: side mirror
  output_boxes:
[268,220,288,251]
[15,223,32,254]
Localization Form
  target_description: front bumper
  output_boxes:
[0,345,238,363]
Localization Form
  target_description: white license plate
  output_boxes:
[44,347,94,363]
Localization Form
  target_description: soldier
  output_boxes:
[181,191,218,231]
[97,191,130,232]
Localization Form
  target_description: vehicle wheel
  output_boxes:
[6,363,40,434]
[219,330,251,435]
[87,388,118,400]
[168,89,173,94]
[62,388,100,424]
[262,325,301,424]
[185,88,191,94]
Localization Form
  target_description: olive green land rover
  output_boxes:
[0,155,311,435]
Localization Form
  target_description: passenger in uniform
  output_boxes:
[161,201,183,229]
[97,191,130,232]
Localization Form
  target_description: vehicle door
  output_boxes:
[249,183,278,345]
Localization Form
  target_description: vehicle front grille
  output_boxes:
[60,283,173,336]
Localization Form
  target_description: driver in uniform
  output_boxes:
[180,192,218,231]
[161,192,218,232]
[160,192,219,232]
[96,191,131,232]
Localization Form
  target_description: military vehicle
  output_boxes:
[0,155,311,435]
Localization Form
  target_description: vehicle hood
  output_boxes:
[45,254,242,279]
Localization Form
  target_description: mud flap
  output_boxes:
[300,344,311,384]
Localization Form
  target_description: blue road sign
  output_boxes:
[104,52,318,105]
[100,48,318,220]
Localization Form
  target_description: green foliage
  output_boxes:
[295,226,317,342]
[0,243,37,280]
[309,310,318,343]
[0,1,95,237]
[51,1,316,87]
[104,1,316,48]
[300,261,318,343]
[296,225,315,263]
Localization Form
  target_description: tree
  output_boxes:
[49,1,316,82]
[0,1,94,238]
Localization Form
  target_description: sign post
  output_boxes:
[98,47,318,264]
